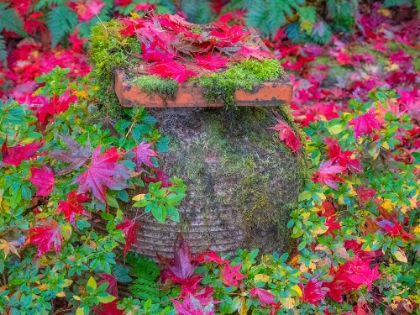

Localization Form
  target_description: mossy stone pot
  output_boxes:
[112,55,306,258]
[132,107,306,259]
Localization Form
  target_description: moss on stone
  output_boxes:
[89,20,142,118]
[132,75,178,100]
[198,59,285,108]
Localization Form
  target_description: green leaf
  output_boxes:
[0,4,27,37]
[97,294,116,304]
[47,6,78,47]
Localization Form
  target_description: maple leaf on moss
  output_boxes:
[29,165,55,197]
[148,61,197,83]
[268,119,301,153]
[116,216,140,261]
[1,140,43,166]
[56,191,90,222]
[195,53,229,71]
[132,140,158,170]
[221,263,246,287]
[26,220,63,258]
[236,45,272,60]
[75,146,130,203]
[348,111,382,139]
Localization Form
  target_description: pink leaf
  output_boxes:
[268,119,301,153]
[148,61,197,83]
[29,165,55,197]
[349,111,382,139]
[221,263,246,287]
[26,220,63,258]
[75,146,130,203]
[312,159,346,190]
[249,287,275,307]
[132,141,158,170]
[2,141,43,166]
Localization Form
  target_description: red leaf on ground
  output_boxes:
[36,92,77,126]
[75,146,130,203]
[268,119,301,153]
[312,159,346,190]
[132,141,158,170]
[93,300,124,315]
[326,255,380,302]
[2,141,43,166]
[26,220,63,258]
[171,294,214,315]
[143,166,172,188]
[249,287,275,307]
[324,137,362,173]
[116,216,140,261]
[302,277,328,305]
[195,53,229,71]
[349,111,382,139]
[148,61,197,83]
[194,251,228,265]
[56,191,90,222]
[157,235,201,287]
[29,165,55,197]
[221,263,246,287]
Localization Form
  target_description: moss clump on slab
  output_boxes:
[132,75,178,100]
[198,59,285,108]
[89,20,141,118]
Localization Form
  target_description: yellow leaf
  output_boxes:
[0,239,20,259]
[394,249,408,263]
[382,141,390,150]
[73,295,81,301]
[132,194,146,201]
[87,276,97,290]
[38,284,48,291]
[327,124,343,135]
[291,285,302,297]
[254,274,269,283]
[60,224,73,240]
[414,224,420,234]
[76,307,85,315]
[56,292,66,298]
[279,297,295,309]
[378,8,391,16]
[381,199,393,211]
[238,296,250,315]
[63,279,73,287]
[74,90,89,99]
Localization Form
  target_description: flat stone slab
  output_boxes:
[114,68,292,108]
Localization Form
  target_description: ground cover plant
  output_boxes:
[0,1,419,314]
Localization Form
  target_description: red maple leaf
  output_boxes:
[36,92,77,126]
[75,146,130,203]
[195,53,229,71]
[26,219,63,258]
[116,216,140,261]
[249,287,276,307]
[148,61,197,83]
[93,301,124,315]
[348,111,382,139]
[324,137,362,173]
[132,141,158,170]
[326,255,380,302]
[221,263,246,287]
[268,119,301,153]
[194,251,228,265]
[312,159,346,190]
[157,235,201,288]
[2,141,43,166]
[56,191,90,222]
[171,294,214,315]
[29,165,55,197]
[302,277,328,305]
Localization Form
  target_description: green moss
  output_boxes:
[89,20,142,118]
[132,75,178,100]
[198,59,285,108]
